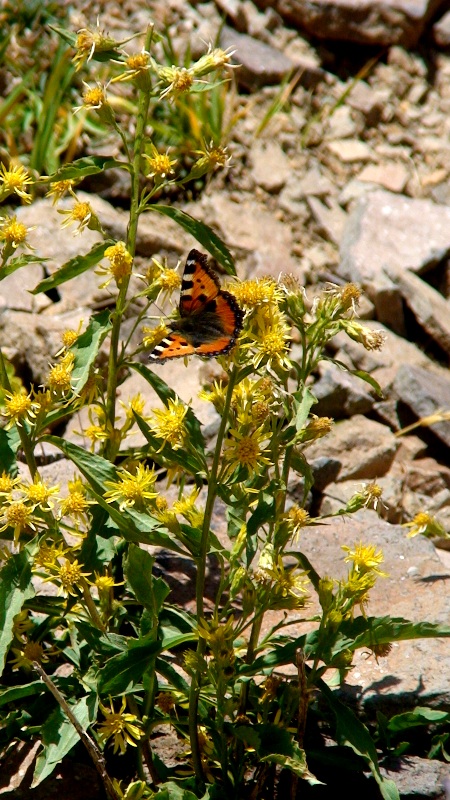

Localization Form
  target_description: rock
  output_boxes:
[306,414,399,481]
[347,81,385,126]
[357,162,409,193]
[385,264,450,356]
[339,190,450,330]
[433,10,450,47]
[250,140,291,192]
[381,757,450,799]
[220,25,294,90]
[296,515,450,711]
[306,195,347,245]
[393,363,450,450]
[292,166,336,199]
[263,0,446,48]
[214,0,247,30]
[327,138,374,163]
[325,105,359,139]
[313,361,375,419]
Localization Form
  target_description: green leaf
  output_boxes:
[70,310,112,395]
[319,679,399,800]
[147,205,236,275]
[42,437,188,554]
[0,548,35,676]
[31,241,113,294]
[32,694,97,786]
[387,707,450,733]
[351,369,384,398]
[125,544,170,615]
[333,616,450,657]
[0,255,48,281]
[98,636,161,694]
[44,155,128,182]
[0,427,20,475]
[0,681,44,708]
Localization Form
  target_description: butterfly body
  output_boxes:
[149,249,243,363]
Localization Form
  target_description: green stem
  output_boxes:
[103,28,152,460]
[0,348,38,480]
[188,363,239,787]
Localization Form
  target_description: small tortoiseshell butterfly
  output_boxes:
[149,249,244,364]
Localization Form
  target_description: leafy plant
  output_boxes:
[0,18,449,800]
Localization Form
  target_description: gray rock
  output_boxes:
[327,138,374,163]
[262,0,446,47]
[394,363,450,450]
[313,361,375,418]
[357,162,409,193]
[306,414,399,481]
[220,25,294,90]
[306,196,347,245]
[250,140,291,192]
[381,757,450,799]
[433,10,450,47]
[339,190,450,330]
[347,81,385,126]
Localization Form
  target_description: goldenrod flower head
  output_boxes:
[104,463,157,511]
[81,82,107,109]
[2,389,37,428]
[94,571,124,593]
[244,308,291,370]
[257,548,309,609]
[46,179,76,205]
[59,201,94,235]
[188,144,231,180]
[10,641,47,671]
[172,488,203,526]
[345,482,384,514]
[149,398,188,450]
[59,485,93,523]
[198,379,227,411]
[342,541,388,577]
[73,22,118,70]
[120,392,146,424]
[318,577,335,611]
[34,541,69,569]
[48,557,91,596]
[0,162,33,203]
[47,351,75,395]
[287,505,311,539]
[261,675,282,703]
[367,642,393,661]
[0,471,21,496]
[111,48,152,90]
[301,415,333,442]
[22,478,60,511]
[341,571,377,608]
[224,426,271,474]
[98,241,133,287]
[0,216,32,248]
[402,511,447,539]
[340,320,386,351]
[144,144,177,180]
[191,45,236,77]
[155,64,194,101]
[1,501,36,542]
[97,696,144,754]
[156,691,176,714]
[32,388,53,415]
[231,277,283,308]
[339,283,361,311]
[127,51,150,72]
[59,319,84,351]
[142,322,169,350]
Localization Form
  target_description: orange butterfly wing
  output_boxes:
[149,250,243,363]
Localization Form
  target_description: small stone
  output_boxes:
[348,81,384,126]
[394,363,450,450]
[357,162,409,193]
[325,105,358,139]
[433,10,450,47]
[307,196,347,245]
[327,139,374,163]
[250,141,291,192]
[220,26,293,90]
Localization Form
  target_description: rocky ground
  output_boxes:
[2,0,450,797]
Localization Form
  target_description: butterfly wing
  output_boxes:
[178,249,220,316]
[149,334,197,362]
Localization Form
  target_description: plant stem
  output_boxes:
[103,27,152,459]
[188,363,239,787]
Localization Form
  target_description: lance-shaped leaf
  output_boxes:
[43,155,129,182]
[70,310,112,396]
[31,240,113,294]
[0,255,49,281]
[0,548,35,676]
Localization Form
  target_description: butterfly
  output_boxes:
[149,249,244,363]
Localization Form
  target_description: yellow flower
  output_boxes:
[155,65,194,101]
[242,307,291,370]
[0,216,33,249]
[0,501,36,542]
[93,571,124,592]
[223,427,271,474]
[22,479,60,511]
[97,241,133,287]
[300,415,333,443]
[156,691,176,714]
[172,488,203,527]
[59,201,95,235]
[142,323,169,350]
[47,352,75,395]
[231,278,283,309]
[2,389,37,428]
[12,609,34,642]
[0,162,33,202]
[287,506,311,539]
[10,641,47,671]
[73,22,119,71]
[342,542,387,577]
[45,179,76,205]
[340,320,386,351]
[46,558,91,596]
[104,463,158,511]
[344,482,384,514]
[34,541,69,568]
[144,145,177,180]
[97,696,144,754]
[189,144,230,179]
[148,398,188,450]
[0,471,21,495]
[191,45,236,77]
[402,512,447,539]
[78,82,107,110]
